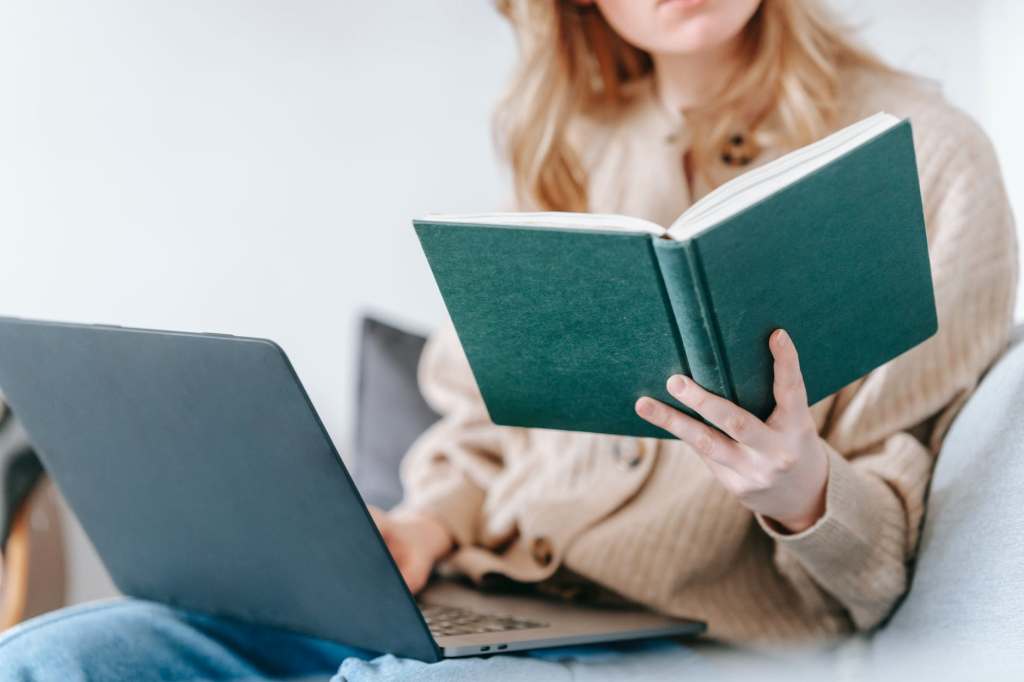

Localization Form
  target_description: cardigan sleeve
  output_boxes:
[755,108,1019,630]
[394,320,507,548]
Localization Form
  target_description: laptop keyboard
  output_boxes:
[420,604,548,638]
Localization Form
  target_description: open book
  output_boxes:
[414,113,937,437]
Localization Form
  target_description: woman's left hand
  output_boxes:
[635,328,828,533]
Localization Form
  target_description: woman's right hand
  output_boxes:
[368,505,454,594]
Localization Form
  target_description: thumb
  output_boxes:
[399,553,432,594]
[368,506,395,545]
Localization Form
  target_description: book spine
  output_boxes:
[652,239,734,401]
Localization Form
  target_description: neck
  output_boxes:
[652,35,743,113]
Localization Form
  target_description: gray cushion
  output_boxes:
[351,315,440,509]
[864,324,1024,673]
[0,403,42,547]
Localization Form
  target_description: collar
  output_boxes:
[619,75,692,154]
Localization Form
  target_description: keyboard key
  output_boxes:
[419,603,548,638]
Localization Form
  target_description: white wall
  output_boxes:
[0,0,515,452]
[979,0,1024,259]
[0,1,1019,604]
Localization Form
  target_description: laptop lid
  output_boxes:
[0,317,441,662]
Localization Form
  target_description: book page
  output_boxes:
[420,212,666,236]
[666,112,900,240]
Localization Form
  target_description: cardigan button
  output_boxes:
[721,131,760,167]
[531,536,555,566]
[613,440,644,469]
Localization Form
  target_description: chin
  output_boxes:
[652,14,739,54]
[596,0,761,57]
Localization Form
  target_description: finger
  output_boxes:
[666,374,776,452]
[770,329,809,417]
[397,560,417,592]
[401,556,432,594]
[388,541,418,588]
[368,506,394,543]
[635,397,749,475]
[699,450,751,495]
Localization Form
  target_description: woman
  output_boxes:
[386,0,1017,641]
[2,0,1017,679]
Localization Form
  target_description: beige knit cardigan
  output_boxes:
[397,65,1019,643]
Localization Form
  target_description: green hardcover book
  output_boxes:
[414,113,937,438]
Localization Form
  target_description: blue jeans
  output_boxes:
[0,599,370,681]
[0,598,721,681]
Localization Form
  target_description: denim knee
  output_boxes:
[1,598,367,681]
[0,600,178,681]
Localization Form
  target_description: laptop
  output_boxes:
[0,316,704,661]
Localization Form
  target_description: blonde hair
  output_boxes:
[494,0,894,211]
